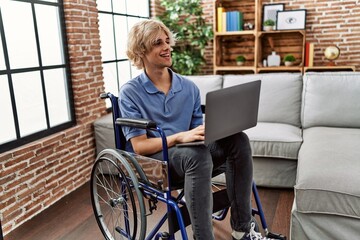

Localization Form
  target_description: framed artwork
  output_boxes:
[262,4,284,31]
[277,10,307,30]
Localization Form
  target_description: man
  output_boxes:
[119,19,272,240]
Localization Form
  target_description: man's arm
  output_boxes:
[130,125,205,156]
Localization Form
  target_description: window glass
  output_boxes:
[112,1,126,14]
[12,71,47,137]
[127,17,143,32]
[0,34,5,70]
[117,60,131,86]
[99,14,116,62]
[0,76,16,144]
[35,4,64,66]
[97,0,112,12]
[44,68,71,127]
[131,64,142,79]
[114,15,127,59]
[127,0,149,17]
[2,0,39,69]
[102,62,118,107]
[103,62,118,93]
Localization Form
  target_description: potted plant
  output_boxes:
[235,55,246,66]
[157,0,213,75]
[263,19,275,31]
[283,54,296,66]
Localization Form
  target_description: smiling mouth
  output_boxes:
[160,53,170,58]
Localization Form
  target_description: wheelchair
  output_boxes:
[90,92,286,240]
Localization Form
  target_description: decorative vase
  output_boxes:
[267,51,280,66]
[285,61,294,66]
[236,61,245,66]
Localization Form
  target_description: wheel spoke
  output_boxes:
[90,153,146,240]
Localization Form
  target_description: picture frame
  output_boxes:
[262,4,284,31]
[276,10,307,30]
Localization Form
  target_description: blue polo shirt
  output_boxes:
[119,69,203,141]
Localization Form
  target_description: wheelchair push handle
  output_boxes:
[100,92,111,99]
[116,118,157,130]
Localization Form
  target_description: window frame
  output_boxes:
[0,0,75,153]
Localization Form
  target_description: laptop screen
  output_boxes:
[204,80,261,144]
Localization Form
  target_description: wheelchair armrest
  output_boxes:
[116,118,157,130]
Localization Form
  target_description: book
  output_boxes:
[222,12,227,32]
[309,43,314,67]
[305,42,314,67]
[225,11,243,31]
[239,12,243,31]
[305,42,310,67]
[217,7,224,32]
[226,11,230,31]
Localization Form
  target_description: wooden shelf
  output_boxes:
[258,66,303,73]
[214,66,257,73]
[215,30,256,36]
[303,66,356,72]
[258,30,306,37]
[213,0,306,74]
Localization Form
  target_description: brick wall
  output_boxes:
[154,0,360,73]
[0,0,106,235]
[150,0,163,17]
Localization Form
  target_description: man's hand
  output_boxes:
[130,125,205,156]
[175,125,205,143]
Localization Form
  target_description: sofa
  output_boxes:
[93,72,360,239]
[290,72,360,239]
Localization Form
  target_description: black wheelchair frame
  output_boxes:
[90,92,286,240]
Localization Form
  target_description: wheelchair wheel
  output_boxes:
[91,149,146,240]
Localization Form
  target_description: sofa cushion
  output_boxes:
[223,73,303,127]
[245,122,302,159]
[185,75,223,105]
[291,202,360,240]
[253,156,297,188]
[295,127,360,219]
[301,72,360,129]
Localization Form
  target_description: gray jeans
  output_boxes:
[150,132,253,240]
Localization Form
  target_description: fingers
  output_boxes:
[192,125,205,136]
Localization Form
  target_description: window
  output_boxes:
[97,0,149,107]
[0,0,74,153]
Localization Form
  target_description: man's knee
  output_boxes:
[235,132,251,149]
[185,147,213,173]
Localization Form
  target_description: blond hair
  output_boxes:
[126,19,175,69]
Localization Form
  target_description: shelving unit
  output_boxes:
[257,30,305,72]
[213,0,306,74]
[213,0,259,74]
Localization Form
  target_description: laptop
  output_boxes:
[177,80,261,147]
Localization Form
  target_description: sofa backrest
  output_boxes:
[301,72,360,129]
[223,73,303,127]
[185,75,223,105]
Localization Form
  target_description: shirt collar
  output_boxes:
[140,68,182,94]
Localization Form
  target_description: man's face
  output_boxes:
[142,31,172,69]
